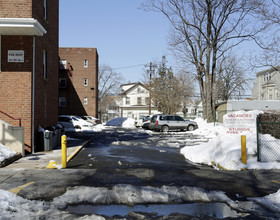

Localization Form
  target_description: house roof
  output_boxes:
[119,82,149,96]
[0,18,46,36]
[256,65,280,76]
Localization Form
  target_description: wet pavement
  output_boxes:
[1,127,280,219]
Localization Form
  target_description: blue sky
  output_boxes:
[59,0,171,83]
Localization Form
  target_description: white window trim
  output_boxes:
[84,78,88,86]
[84,97,88,105]
[84,59,88,68]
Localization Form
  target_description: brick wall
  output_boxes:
[0,0,59,151]
[0,0,32,18]
[59,48,99,117]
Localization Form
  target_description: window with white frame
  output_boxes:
[59,59,67,69]
[137,97,142,105]
[43,50,47,79]
[125,97,130,105]
[84,59,88,68]
[145,97,149,105]
[84,78,88,86]
[84,97,88,105]
[59,97,67,107]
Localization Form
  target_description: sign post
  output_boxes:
[224,112,257,165]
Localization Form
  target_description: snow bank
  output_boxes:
[249,189,280,213]
[52,184,234,208]
[181,111,280,170]
[0,144,17,162]
[105,117,135,128]
[0,189,105,219]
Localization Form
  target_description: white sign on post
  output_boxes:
[8,50,24,63]
[223,112,256,135]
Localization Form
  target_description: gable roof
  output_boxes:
[119,82,149,96]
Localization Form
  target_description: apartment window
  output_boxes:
[43,50,47,79]
[126,97,130,105]
[59,78,67,88]
[84,59,88,68]
[145,97,149,105]
[137,97,142,105]
[59,97,67,107]
[84,97,88,105]
[59,59,67,69]
[84,78,88,86]
[44,0,48,20]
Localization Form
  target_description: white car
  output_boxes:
[58,115,94,131]
[81,116,102,125]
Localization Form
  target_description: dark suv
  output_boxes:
[150,114,198,132]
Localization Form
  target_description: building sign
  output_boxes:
[8,50,24,63]
[223,112,256,134]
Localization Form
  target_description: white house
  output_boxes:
[119,82,160,120]
[252,66,280,100]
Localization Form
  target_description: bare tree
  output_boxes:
[152,56,194,114]
[250,1,280,69]
[216,55,251,100]
[98,64,123,117]
[142,0,265,122]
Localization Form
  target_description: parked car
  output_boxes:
[81,116,102,125]
[149,114,198,132]
[58,115,94,131]
[135,115,152,127]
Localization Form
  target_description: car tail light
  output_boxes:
[155,120,159,125]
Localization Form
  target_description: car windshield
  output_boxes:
[72,117,78,121]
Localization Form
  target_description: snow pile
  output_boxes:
[249,189,280,213]
[52,184,234,208]
[0,189,105,219]
[105,117,135,128]
[0,144,17,162]
[193,117,224,139]
[181,111,280,170]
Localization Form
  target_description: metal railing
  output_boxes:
[0,110,22,127]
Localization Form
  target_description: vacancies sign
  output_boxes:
[223,112,256,134]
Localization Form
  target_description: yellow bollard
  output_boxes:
[61,135,67,168]
[241,135,247,164]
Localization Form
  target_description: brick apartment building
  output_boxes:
[0,0,59,152]
[59,48,98,118]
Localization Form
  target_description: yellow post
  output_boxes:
[61,135,67,168]
[241,135,247,164]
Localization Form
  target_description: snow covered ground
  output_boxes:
[0,115,280,218]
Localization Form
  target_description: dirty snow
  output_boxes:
[0,144,16,162]
[1,113,280,218]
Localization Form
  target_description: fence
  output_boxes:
[256,117,280,162]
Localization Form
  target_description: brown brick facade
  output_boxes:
[59,48,98,118]
[0,0,59,152]
[0,0,32,18]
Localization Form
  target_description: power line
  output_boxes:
[112,64,146,70]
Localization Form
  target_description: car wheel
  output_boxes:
[74,125,81,129]
[162,125,169,132]
[187,124,194,131]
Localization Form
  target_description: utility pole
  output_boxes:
[146,62,156,115]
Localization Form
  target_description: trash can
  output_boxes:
[55,124,63,146]
[44,130,53,151]
[45,126,56,150]
[36,127,45,152]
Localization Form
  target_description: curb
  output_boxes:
[66,137,93,163]
[0,153,22,168]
